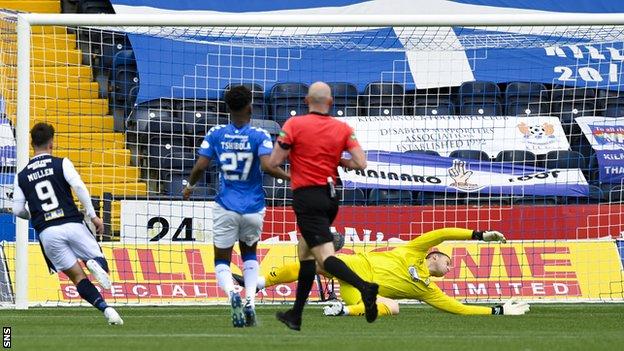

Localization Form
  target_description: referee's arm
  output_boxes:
[340,145,367,170]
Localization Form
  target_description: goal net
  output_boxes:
[2,12,624,307]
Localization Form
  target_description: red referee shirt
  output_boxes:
[277,112,360,190]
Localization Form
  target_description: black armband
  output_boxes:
[491,305,504,315]
[277,141,291,150]
[472,230,484,241]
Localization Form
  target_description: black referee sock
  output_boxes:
[323,256,366,291]
[77,278,109,312]
[292,260,316,316]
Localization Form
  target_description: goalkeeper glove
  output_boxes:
[491,298,530,315]
[472,230,507,243]
[323,301,347,316]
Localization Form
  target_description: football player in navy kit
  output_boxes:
[12,123,123,325]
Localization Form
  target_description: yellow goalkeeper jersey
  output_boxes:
[345,227,491,315]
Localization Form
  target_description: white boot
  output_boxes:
[104,307,124,325]
[86,259,111,290]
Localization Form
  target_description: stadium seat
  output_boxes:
[559,184,604,204]
[505,82,548,105]
[458,81,501,105]
[109,50,138,111]
[512,196,558,205]
[263,175,291,206]
[223,82,266,119]
[250,119,281,137]
[464,193,512,206]
[177,99,227,136]
[328,82,358,117]
[543,150,586,169]
[269,82,308,125]
[339,188,367,205]
[459,102,502,116]
[495,150,537,163]
[505,101,550,116]
[604,103,624,117]
[361,82,405,116]
[146,136,191,169]
[162,173,216,198]
[449,149,491,161]
[78,0,114,13]
[413,103,454,116]
[126,99,175,142]
[367,188,412,205]
[414,191,465,206]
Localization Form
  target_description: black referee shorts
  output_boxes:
[292,185,339,248]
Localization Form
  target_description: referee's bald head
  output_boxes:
[306,81,333,113]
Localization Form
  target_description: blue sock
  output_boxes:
[92,256,110,273]
[77,278,109,312]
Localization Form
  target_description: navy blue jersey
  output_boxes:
[17,155,83,233]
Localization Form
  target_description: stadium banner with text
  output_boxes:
[338,151,588,196]
[576,116,624,184]
[120,201,624,242]
[111,1,624,103]
[2,240,622,304]
[340,115,571,157]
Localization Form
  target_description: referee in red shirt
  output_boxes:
[270,82,378,331]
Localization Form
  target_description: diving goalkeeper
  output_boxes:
[237,228,530,317]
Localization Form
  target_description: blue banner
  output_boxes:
[0,117,15,168]
[110,0,624,104]
[339,151,589,196]
[577,117,624,184]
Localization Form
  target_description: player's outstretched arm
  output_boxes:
[183,156,210,200]
[424,285,529,316]
[407,228,507,251]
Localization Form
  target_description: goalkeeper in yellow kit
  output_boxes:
[239,228,530,317]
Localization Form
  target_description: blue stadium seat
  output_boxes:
[269,82,308,125]
[495,150,537,163]
[263,175,291,206]
[162,173,216,198]
[505,101,549,116]
[109,50,138,113]
[361,82,405,116]
[339,188,367,205]
[604,103,624,117]
[459,81,501,104]
[505,82,547,105]
[126,99,175,142]
[223,82,266,119]
[607,185,624,203]
[559,184,604,204]
[413,103,454,116]
[543,150,586,169]
[367,188,412,205]
[459,103,502,116]
[250,119,281,137]
[414,191,465,206]
[328,82,358,117]
[464,194,512,206]
[146,136,191,169]
[190,111,230,138]
[449,149,490,161]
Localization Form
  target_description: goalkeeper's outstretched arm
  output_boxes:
[424,285,530,316]
[407,228,507,251]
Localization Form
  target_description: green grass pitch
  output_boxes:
[1,304,623,351]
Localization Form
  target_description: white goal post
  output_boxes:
[10,13,624,309]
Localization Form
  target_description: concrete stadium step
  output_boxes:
[87,182,149,198]
[0,0,60,13]
[32,116,114,133]
[6,99,109,116]
[2,48,82,66]
[50,149,131,167]
[0,66,93,82]
[3,82,99,99]
[2,33,77,50]
[76,166,141,184]
[54,132,126,150]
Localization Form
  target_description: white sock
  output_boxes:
[242,260,259,306]
[215,263,235,296]
[257,276,266,290]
